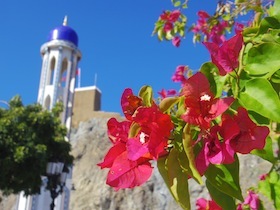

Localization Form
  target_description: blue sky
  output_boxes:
[0,0,217,114]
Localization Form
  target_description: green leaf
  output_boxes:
[174,1,181,7]
[245,43,280,77]
[128,122,141,138]
[271,69,280,83]
[206,179,236,209]
[268,0,280,20]
[138,86,153,107]
[205,156,243,201]
[258,170,280,209]
[157,149,191,210]
[159,97,179,113]
[258,17,280,35]
[238,78,280,122]
[251,137,276,163]
[200,62,227,97]
[182,124,202,184]
[157,27,164,41]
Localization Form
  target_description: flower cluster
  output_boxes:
[192,10,229,45]
[99,1,280,209]
[98,88,173,190]
[160,10,181,33]
[179,72,269,175]
[203,32,244,76]
[237,190,260,210]
[153,9,186,47]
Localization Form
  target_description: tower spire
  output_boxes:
[63,15,68,26]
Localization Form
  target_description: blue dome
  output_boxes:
[47,25,78,46]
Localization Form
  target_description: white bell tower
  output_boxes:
[17,16,81,210]
[38,16,81,131]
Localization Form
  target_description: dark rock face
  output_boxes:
[0,115,273,210]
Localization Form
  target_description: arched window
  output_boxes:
[47,57,56,85]
[60,58,68,88]
[44,95,51,110]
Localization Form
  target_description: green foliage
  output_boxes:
[205,156,243,202]
[206,179,237,209]
[182,125,202,184]
[238,78,280,122]
[157,149,191,210]
[0,96,73,195]
[245,43,280,77]
[251,137,276,163]
[139,85,153,107]
[258,169,280,209]
[200,62,228,98]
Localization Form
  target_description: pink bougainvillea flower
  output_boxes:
[196,198,222,210]
[98,117,154,190]
[132,105,174,159]
[158,89,177,99]
[172,65,188,83]
[235,22,244,34]
[106,152,153,190]
[198,10,210,19]
[181,72,234,129]
[203,32,244,76]
[160,10,181,33]
[160,10,181,22]
[196,118,239,175]
[259,173,268,181]
[172,36,181,47]
[208,21,228,45]
[192,10,228,45]
[107,117,131,144]
[97,142,127,169]
[98,118,131,169]
[167,89,177,95]
[169,10,181,22]
[121,88,142,120]
[225,107,269,154]
[164,21,173,32]
[242,190,260,210]
[158,89,168,99]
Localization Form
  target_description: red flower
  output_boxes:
[107,118,131,144]
[131,105,174,159]
[203,32,244,76]
[97,142,126,169]
[196,118,239,175]
[181,72,234,129]
[172,36,181,47]
[160,10,181,34]
[98,118,153,190]
[238,190,260,210]
[98,98,173,190]
[196,198,222,210]
[106,152,153,191]
[121,88,142,120]
[164,21,173,32]
[172,65,188,83]
[160,10,180,22]
[158,89,177,99]
[198,11,210,19]
[227,107,269,154]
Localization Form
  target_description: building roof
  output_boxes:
[47,17,78,46]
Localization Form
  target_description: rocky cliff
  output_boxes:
[0,113,273,210]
